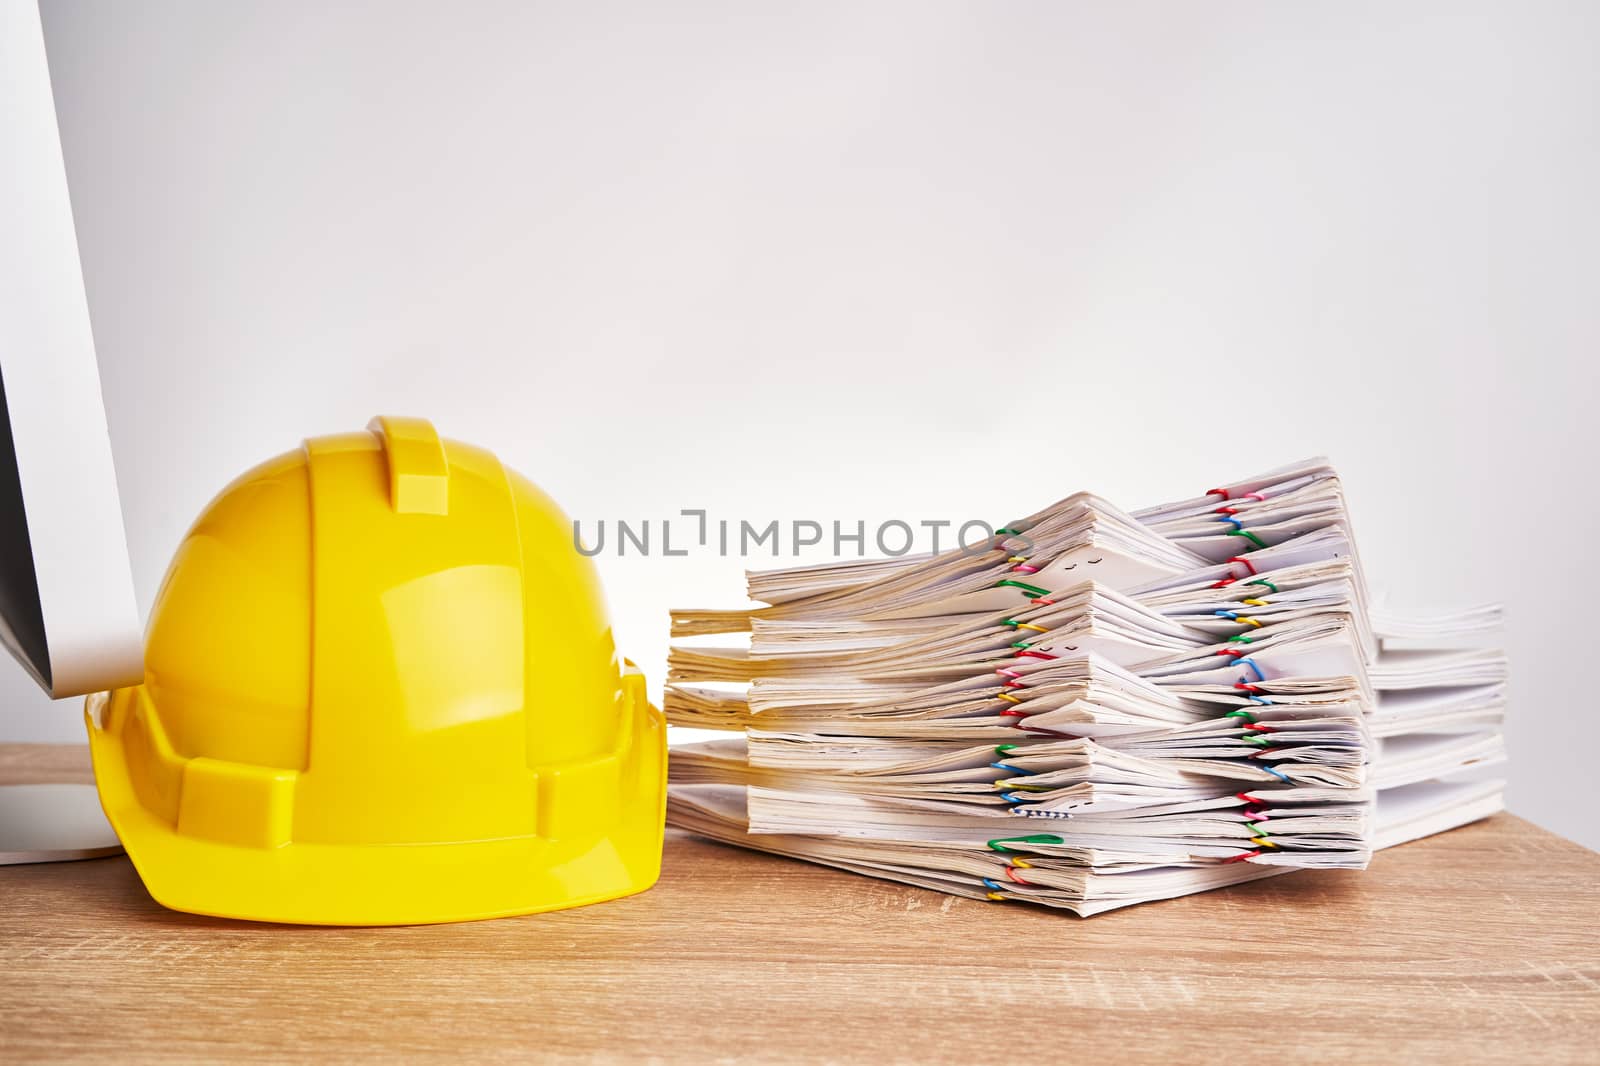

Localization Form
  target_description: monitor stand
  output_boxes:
[0,741,122,865]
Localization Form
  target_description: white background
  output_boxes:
[9,1,1597,847]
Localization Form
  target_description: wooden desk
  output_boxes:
[2,745,1596,1063]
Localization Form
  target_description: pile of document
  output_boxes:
[665,460,1507,915]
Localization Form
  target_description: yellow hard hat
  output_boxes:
[86,417,665,925]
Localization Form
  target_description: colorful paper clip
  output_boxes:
[1234,682,1273,705]
[986,833,1063,852]
[1209,605,1260,624]
[990,761,1033,776]
[1227,529,1268,550]
[995,579,1048,597]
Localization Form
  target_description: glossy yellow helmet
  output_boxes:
[87,417,665,925]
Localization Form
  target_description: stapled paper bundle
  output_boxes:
[666,460,1506,915]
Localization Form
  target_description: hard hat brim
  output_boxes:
[85,698,667,926]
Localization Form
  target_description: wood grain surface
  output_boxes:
[1,745,1596,1064]
[0,743,97,785]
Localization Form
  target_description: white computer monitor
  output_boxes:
[1,0,145,862]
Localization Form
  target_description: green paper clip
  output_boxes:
[986,833,1064,852]
[1227,529,1268,550]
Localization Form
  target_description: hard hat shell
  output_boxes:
[86,417,665,925]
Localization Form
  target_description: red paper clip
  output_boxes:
[1003,866,1034,886]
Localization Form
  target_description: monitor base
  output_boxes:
[0,782,122,864]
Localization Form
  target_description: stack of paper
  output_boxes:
[666,460,1506,915]
[1366,614,1507,849]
